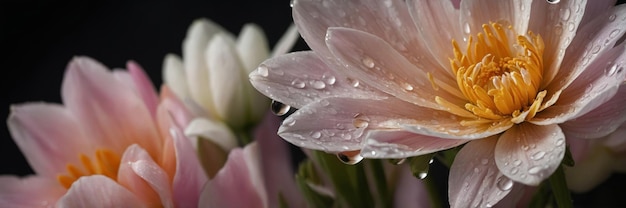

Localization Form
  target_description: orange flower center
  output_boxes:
[436,22,546,124]
[57,148,121,189]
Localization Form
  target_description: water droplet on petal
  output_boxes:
[362,56,375,68]
[311,131,322,139]
[546,0,560,4]
[463,22,471,34]
[311,80,326,89]
[291,79,306,88]
[531,151,546,161]
[513,159,522,166]
[352,114,370,128]
[257,65,269,77]
[271,100,291,116]
[560,8,571,21]
[609,29,620,38]
[337,150,363,165]
[284,118,296,127]
[289,0,295,7]
[402,82,414,91]
[347,78,360,87]
[609,14,617,22]
[528,166,542,174]
[555,138,565,146]
[510,167,519,175]
[496,176,514,191]
[417,171,428,179]
[481,158,489,165]
[322,73,336,85]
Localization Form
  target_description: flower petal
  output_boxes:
[61,56,161,155]
[361,130,468,158]
[407,0,465,72]
[162,54,191,100]
[0,176,65,207]
[271,24,300,57]
[529,0,586,87]
[249,51,385,109]
[560,85,626,139]
[185,118,237,151]
[449,136,515,208]
[182,19,229,113]
[198,144,267,208]
[127,61,159,119]
[7,103,91,177]
[564,145,614,193]
[117,144,173,207]
[206,33,247,127]
[532,41,626,125]
[325,27,465,109]
[545,4,626,91]
[157,105,207,208]
[494,123,566,186]
[57,175,144,208]
[460,0,531,36]
[236,23,270,74]
[292,0,428,63]
[256,112,304,207]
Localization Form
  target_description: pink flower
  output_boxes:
[249,0,626,206]
[1,57,207,207]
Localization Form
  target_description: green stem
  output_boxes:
[549,165,573,208]
[369,160,392,208]
[424,174,443,208]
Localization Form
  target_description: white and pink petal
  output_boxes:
[57,175,144,208]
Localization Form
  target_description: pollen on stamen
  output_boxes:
[57,149,121,189]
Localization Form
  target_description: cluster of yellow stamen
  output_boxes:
[57,149,121,189]
[437,22,546,124]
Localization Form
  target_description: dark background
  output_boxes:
[1,0,625,207]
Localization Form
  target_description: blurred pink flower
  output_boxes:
[249,0,626,206]
[1,57,207,207]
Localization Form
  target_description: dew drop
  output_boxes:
[560,8,570,21]
[257,65,269,77]
[362,56,375,68]
[463,22,471,34]
[546,0,560,4]
[347,78,360,87]
[474,167,480,173]
[352,114,370,128]
[283,118,296,127]
[323,73,336,85]
[609,29,620,38]
[481,158,489,165]
[590,45,601,54]
[402,82,414,91]
[554,23,563,35]
[528,166,542,174]
[521,145,529,151]
[531,151,546,161]
[271,100,291,116]
[417,171,428,179]
[555,138,565,146]
[609,14,617,22]
[496,177,514,191]
[510,167,519,175]
[607,64,620,76]
[311,131,322,139]
[291,79,306,88]
[429,158,434,164]
[311,80,326,89]
[513,159,522,166]
[337,150,363,165]
[289,0,295,7]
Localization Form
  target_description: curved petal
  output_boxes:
[560,85,626,139]
[236,23,270,74]
[292,0,430,64]
[127,60,159,118]
[182,19,228,113]
[407,0,465,74]
[117,145,173,207]
[162,53,190,100]
[249,51,386,109]
[528,0,586,87]
[579,0,617,26]
[57,175,144,208]
[564,145,614,193]
[545,4,626,92]
[198,145,267,208]
[185,118,238,151]
[325,27,465,110]
[449,137,515,208]
[271,24,300,57]
[7,103,91,177]
[361,130,468,159]
[460,0,531,37]
[207,33,247,127]
[532,41,626,125]
[494,123,566,186]
[159,85,195,129]
[256,113,304,207]
[0,176,65,207]
[157,105,207,208]
[61,56,161,155]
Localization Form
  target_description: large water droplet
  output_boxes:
[271,100,291,116]
[337,150,363,165]
[496,176,514,191]
[348,78,360,87]
[528,166,542,174]
[311,131,322,139]
[257,65,269,77]
[546,0,560,4]
[322,73,336,85]
[311,80,326,89]
[362,56,375,68]
[291,79,306,88]
[531,151,546,161]
[607,64,623,76]
[417,171,428,179]
[352,114,370,128]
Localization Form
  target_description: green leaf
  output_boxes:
[369,159,392,208]
[562,145,575,167]
[312,151,374,208]
[295,160,334,207]
[549,165,573,208]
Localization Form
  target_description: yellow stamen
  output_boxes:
[57,149,121,189]
[437,22,547,126]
